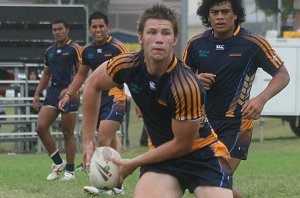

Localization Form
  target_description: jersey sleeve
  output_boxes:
[171,67,202,121]
[182,38,199,72]
[106,52,138,84]
[253,35,284,76]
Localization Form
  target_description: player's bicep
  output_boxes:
[86,61,118,91]
[172,119,200,149]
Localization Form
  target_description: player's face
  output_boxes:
[52,23,69,43]
[139,19,177,63]
[208,2,237,39]
[89,18,109,45]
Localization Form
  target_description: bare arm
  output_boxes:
[82,60,118,167]
[242,65,290,119]
[32,67,51,111]
[114,118,200,183]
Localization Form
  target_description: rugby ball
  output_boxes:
[88,147,121,190]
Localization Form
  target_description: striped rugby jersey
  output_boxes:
[182,26,283,119]
[106,51,219,150]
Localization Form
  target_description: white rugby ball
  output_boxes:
[88,147,121,190]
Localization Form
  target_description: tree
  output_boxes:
[32,0,110,14]
[255,0,294,21]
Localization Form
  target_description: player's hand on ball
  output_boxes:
[112,158,137,184]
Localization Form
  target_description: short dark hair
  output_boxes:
[137,3,179,36]
[197,0,246,27]
[51,19,69,29]
[88,11,109,27]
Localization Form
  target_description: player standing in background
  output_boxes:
[182,0,290,197]
[58,11,128,194]
[33,19,82,181]
[82,4,233,197]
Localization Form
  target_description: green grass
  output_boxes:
[1,104,300,197]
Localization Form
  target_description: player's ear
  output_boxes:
[138,32,143,44]
[173,35,178,46]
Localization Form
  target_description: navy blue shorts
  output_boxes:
[208,117,253,160]
[140,142,233,193]
[97,99,126,124]
[43,85,79,113]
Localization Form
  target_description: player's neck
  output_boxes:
[145,54,173,76]
[56,38,69,47]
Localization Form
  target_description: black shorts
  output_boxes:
[140,142,233,193]
[43,85,79,113]
[208,117,253,160]
[98,99,126,123]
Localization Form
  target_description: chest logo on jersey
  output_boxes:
[97,49,103,53]
[229,53,241,57]
[198,50,209,57]
[104,53,112,57]
[149,81,156,90]
[130,82,142,94]
[157,99,168,107]
[57,49,62,53]
[63,52,69,56]
[87,54,95,59]
[216,44,224,50]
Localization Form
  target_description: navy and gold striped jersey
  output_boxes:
[82,36,128,103]
[45,39,82,86]
[107,51,218,150]
[182,26,283,119]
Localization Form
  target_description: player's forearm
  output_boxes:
[34,76,50,97]
[68,74,86,96]
[259,66,290,102]
[81,84,102,143]
[130,138,193,168]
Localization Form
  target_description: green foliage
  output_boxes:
[255,0,294,21]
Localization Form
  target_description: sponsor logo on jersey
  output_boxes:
[97,48,103,53]
[216,44,224,50]
[229,53,241,56]
[104,53,113,57]
[87,53,95,59]
[198,50,209,57]
[130,82,142,94]
[157,99,168,107]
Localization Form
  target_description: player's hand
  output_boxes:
[32,96,40,111]
[112,158,137,184]
[135,106,142,118]
[241,96,266,120]
[59,88,68,100]
[82,141,95,174]
[58,95,70,111]
[198,73,216,90]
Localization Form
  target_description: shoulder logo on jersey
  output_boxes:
[149,81,156,90]
[198,50,210,57]
[130,82,142,94]
[97,48,103,53]
[63,52,69,56]
[216,44,224,50]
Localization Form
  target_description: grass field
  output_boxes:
[1,105,300,197]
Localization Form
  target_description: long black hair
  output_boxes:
[197,0,246,27]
